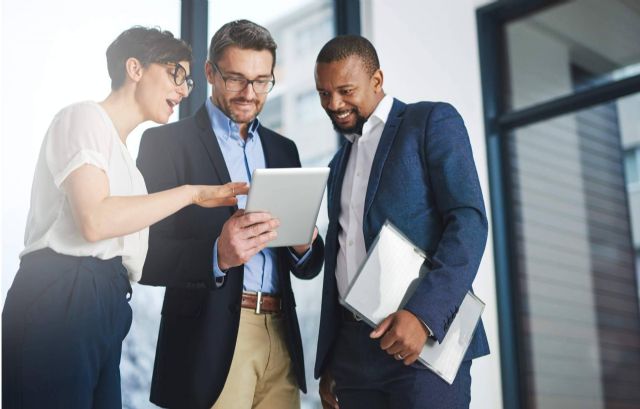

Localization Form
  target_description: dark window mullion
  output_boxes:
[498,74,640,131]
[477,5,525,409]
[480,0,565,23]
[333,0,360,35]
[332,0,360,147]
[180,0,208,119]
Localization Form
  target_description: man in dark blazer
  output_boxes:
[314,35,489,409]
[137,20,324,409]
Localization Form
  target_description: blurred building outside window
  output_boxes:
[498,0,640,407]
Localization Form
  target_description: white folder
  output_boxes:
[340,221,484,384]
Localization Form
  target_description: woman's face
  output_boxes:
[136,60,191,124]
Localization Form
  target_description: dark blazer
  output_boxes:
[315,99,489,379]
[137,105,324,409]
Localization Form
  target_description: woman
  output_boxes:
[2,26,247,408]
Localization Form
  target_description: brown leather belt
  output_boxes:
[241,291,282,314]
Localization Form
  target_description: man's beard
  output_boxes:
[327,109,368,135]
[224,97,260,124]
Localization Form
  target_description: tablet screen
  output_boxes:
[245,167,330,247]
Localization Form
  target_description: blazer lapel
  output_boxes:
[194,104,234,215]
[329,140,352,222]
[258,126,278,168]
[195,105,231,183]
[363,99,406,219]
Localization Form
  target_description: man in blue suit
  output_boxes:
[314,35,489,409]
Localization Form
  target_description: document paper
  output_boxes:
[340,221,484,384]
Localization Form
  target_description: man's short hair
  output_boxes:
[316,35,380,76]
[208,20,277,69]
[106,26,192,90]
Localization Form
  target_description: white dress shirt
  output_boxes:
[21,101,149,281]
[336,95,393,298]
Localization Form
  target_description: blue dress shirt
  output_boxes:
[207,98,310,293]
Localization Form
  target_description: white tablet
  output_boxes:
[245,167,330,247]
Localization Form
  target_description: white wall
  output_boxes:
[362,1,503,408]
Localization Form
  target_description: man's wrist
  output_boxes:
[403,309,432,337]
[213,238,232,277]
[291,244,310,257]
[218,259,230,271]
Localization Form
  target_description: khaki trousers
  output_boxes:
[212,308,300,409]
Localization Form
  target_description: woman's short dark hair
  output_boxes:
[316,35,380,76]
[106,26,192,90]
[208,20,277,70]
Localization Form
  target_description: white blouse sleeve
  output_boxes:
[45,103,114,188]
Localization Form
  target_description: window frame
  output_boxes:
[476,1,640,409]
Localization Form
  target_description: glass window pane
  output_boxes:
[624,149,639,185]
[508,94,640,408]
[259,94,284,132]
[620,94,640,263]
[504,0,640,111]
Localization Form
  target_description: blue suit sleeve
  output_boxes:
[403,103,488,343]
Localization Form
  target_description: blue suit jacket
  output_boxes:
[315,99,490,378]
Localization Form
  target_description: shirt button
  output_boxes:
[349,240,354,246]
[356,172,361,177]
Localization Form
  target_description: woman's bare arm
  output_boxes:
[64,164,248,242]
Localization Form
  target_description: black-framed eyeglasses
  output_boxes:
[211,62,275,94]
[164,62,194,95]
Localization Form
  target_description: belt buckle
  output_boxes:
[255,291,263,314]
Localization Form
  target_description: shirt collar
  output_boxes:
[205,97,260,142]
[343,94,393,143]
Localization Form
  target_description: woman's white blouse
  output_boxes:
[21,101,148,281]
